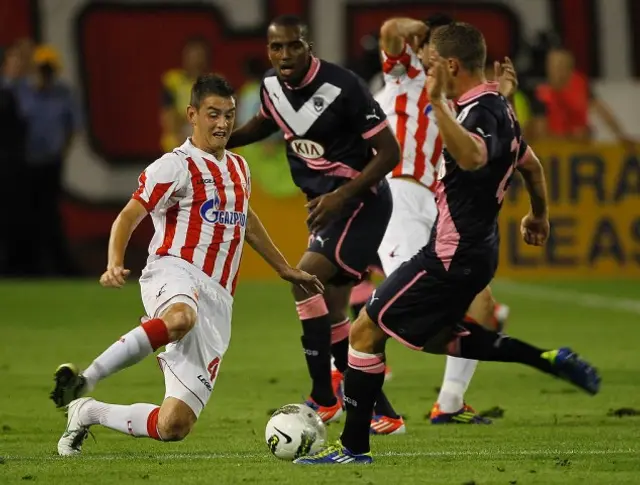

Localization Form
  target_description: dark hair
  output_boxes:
[422,13,454,46]
[269,14,309,38]
[431,22,487,72]
[190,74,235,108]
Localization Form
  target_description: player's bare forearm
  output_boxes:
[245,205,290,275]
[336,127,400,199]
[380,18,427,56]
[431,100,486,170]
[108,199,148,267]
[227,112,278,149]
[516,148,548,218]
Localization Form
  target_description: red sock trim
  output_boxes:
[141,318,170,351]
[146,407,161,440]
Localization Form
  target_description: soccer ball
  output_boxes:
[265,403,327,460]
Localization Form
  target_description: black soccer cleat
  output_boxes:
[50,363,87,408]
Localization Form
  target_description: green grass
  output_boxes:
[1,279,639,484]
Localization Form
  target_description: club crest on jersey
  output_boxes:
[199,189,246,226]
[290,139,325,160]
[312,96,325,112]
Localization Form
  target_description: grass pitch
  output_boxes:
[1,279,639,484]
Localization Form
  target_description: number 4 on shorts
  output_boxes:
[207,357,220,382]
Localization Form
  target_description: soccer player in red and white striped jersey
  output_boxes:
[50,74,323,456]
[370,15,519,428]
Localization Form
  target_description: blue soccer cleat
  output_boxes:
[293,440,373,465]
[543,347,601,395]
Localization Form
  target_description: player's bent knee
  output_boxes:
[467,286,495,328]
[350,311,386,354]
[157,398,197,441]
[161,303,197,341]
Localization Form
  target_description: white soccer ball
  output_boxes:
[265,403,327,460]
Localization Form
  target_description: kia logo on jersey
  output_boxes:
[291,139,325,160]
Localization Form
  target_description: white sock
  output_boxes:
[83,326,154,391]
[437,356,479,413]
[80,400,161,439]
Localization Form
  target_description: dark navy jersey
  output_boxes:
[259,56,389,198]
[429,83,528,270]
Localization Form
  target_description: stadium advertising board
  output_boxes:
[498,143,640,278]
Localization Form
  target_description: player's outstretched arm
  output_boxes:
[100,199,148,288]
[336,127,401,200]
[380,18,427,56]
[428,56,487,171]
[227,111,279,149]
[245,205,324,294]
[431,99,487,171]
[516,146,550,246]
[516,147,548,219]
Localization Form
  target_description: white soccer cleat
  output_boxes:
[57,397,93,456]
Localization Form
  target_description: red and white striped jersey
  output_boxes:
[132,138,251,297]
[374,43,444,191]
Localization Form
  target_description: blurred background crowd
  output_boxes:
[0,0,638,280]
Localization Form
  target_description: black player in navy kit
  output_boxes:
[228,16,401,426]
[295,22,601,465]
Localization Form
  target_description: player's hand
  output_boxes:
[495,57,518,99]
[306,190,347,233]
[426,53,449,102]
[99,265,131,288]
[520,212,550,246]
[278,266,325,295]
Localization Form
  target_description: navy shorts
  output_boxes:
[307,183,392,285]
[365,247,496,349]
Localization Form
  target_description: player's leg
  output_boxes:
[423,320,601,395]
[432,286,495,423]
[349,272,376,319]
[50,300,194,408]
[324,283,403,434]
[58,283,232,456]
[295,258,439,464]
[299,190,391,422]
[56,298,198,455]
[294,250,343,419]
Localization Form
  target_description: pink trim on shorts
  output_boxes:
[350,279,376,305]
[296,294,329,319]
[335,203,365,279]
[331,318,350,344]
[377,270,427,350]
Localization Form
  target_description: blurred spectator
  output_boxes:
[12,45,81,276]
[235,57,296,197]
[532,48,635,149]
[160,37,210,152]
[0,47,29,276]
[0,39,32,87]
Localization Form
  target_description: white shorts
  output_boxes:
[378,177,438,275]
[139,256,232,418]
